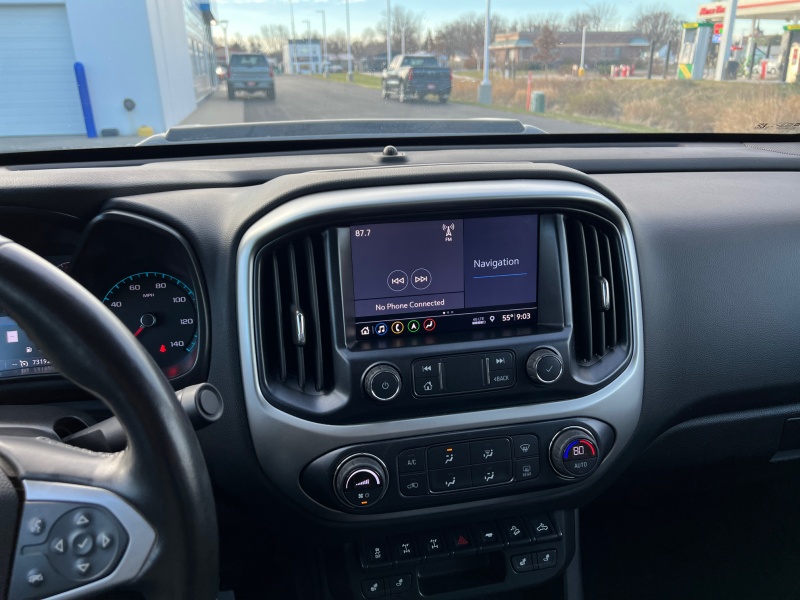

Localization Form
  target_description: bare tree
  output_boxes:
[566,11,591,32]
[513,13,563,33]
[586,2,620,30]
[259,24,290,56]
[434,13,508,61]
[632,6,683,49]
[376,6,424,54]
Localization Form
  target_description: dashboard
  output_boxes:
[1,139,799,599]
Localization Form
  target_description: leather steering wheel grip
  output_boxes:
[0,236,218,599]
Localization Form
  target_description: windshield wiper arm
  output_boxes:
[138,118,544,145]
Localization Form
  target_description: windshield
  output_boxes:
[2,0,799,152]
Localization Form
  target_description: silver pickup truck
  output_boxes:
[227,54,275,101]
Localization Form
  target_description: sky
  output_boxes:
[213,0,781,43]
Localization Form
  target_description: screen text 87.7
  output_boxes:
[354,229,371,237]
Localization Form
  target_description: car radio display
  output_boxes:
[350,215,538,340]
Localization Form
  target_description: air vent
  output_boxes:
[565,216,628,365]
[257,232,333,394]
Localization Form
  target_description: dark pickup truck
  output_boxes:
[381,55,452,103]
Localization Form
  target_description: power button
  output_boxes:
[364,365,402,402]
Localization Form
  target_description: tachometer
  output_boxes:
[103,272,199,378]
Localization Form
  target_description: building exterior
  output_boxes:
[283,40,323,74]
[0,0,218,138]
[490,31,650,70]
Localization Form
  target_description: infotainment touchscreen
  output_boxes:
[350,215,538,340]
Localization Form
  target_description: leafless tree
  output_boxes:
[513,13,564,33]
[259,24,290,56]
[566,11,591,32]
[586,2,620,30]
[632,5,683,49]
[375,6,425,54]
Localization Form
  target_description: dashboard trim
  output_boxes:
[236,179,644,521]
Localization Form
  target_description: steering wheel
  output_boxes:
[0,236,218,599]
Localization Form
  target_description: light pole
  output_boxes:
[316,10,327,76]
[401,25,406,55]
[579,25,586,77]
[219,20,230,67]
[478,0,492,103]
[302,19,311,73]
[345,0,353,81]
[386,0,392,68]
[289,0,297,75]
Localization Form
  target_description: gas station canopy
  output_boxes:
[697,0,800,22]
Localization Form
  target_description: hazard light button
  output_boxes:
[448,528,477,556]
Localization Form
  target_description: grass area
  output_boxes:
[451,76,800,133]
[311,72,381,89]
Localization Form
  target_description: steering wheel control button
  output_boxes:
[335,455,389,508]
[537,549,558,569]
[361,540,391,569]
[398,448,426,474]
[529,515,559,542]
[428,466,472,492]
[420,531,449,560]
[470,438,511,464]
[361,577,386,599]
[501,519,531,547]
[74,512,91,527]
[72,532,94,556]
[513,434,539,458]
[550,427,600,479]
[427,443,469,469]
[473,522,504,551]
[526,348,563,384]
[399,474,427,497]
[28,516,46,535]
[364,364,402,402]
[51,537,66,554]
[471,461,513,487]
[97,532,113,550]
[74,559,92,577]
[26,568,46,587]
[511,553,534,573]
[515,458,540,481]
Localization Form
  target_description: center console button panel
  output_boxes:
[411,352,517,397]
[300,418,613,514]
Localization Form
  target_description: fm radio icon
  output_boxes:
[442,222,455,242]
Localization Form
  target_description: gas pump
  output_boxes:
[677,22,713,80]
[781,25,800,83]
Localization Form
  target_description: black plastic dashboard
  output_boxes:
[1,139,800,598]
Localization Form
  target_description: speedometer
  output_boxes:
[103,272,199,378]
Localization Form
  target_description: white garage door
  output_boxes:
[0,5,85,136]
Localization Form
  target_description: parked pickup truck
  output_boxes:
[381,55,452,103]
[227,53,275,101]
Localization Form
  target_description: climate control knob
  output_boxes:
[364,364,402,402]
[334,454,389,508]
[549,427,599,479]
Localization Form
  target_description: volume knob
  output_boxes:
[364,364,402,402]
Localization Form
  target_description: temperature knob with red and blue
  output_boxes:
[549,427,600,479]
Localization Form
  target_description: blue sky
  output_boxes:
[213,0,776,41]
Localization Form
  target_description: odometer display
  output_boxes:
[103,272,199,378]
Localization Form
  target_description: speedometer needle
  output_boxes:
[134,314,157,338]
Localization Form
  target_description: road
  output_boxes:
[182,76,619,134]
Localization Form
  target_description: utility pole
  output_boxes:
[714,0,739,80]
[647,40,655,78]
[289,0,297,75]
[345,0,353,81]
[478,0,492,103]
[302,19,311,73]
[579,25,586,76]
[316,10,327,76]
[219,20,230,66]
[401,26,406,55]
[386,0,392,67]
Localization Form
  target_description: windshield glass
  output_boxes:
[2,0,799,151]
